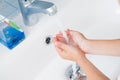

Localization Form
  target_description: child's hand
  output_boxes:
[53,32,85,62]
[66,29,88,53]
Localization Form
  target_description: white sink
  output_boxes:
[35,0,120,80]
[0,0,120,80]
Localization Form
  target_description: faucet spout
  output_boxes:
[18,0,57,26]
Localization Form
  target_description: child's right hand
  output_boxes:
[66,29,89,53]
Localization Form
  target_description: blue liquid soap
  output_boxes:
[0,25,25,49]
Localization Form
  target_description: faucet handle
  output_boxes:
[66,64,87,80]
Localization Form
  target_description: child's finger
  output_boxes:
[55,41,71,53]
[57,37,67,44]
[56,32,63,38]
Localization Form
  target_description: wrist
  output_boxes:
[76,55,87,64]
[80,39,91,53]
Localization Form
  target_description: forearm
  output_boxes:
[77,57,109,80]
[85,39,120,56]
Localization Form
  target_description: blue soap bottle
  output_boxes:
[0,15,25,49]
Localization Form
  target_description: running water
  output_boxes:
[52,15,68,42]
[52,16,87,80]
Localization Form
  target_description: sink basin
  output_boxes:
[35,56,73,80]
[35,0,120,80]
[35,55,120,80]
[0,0,120,80]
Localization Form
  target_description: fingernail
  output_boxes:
[67,29,71,31]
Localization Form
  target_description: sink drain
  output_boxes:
[45,36,51,45]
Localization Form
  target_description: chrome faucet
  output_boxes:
[18,0,57,26]
[65,63,87,80]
